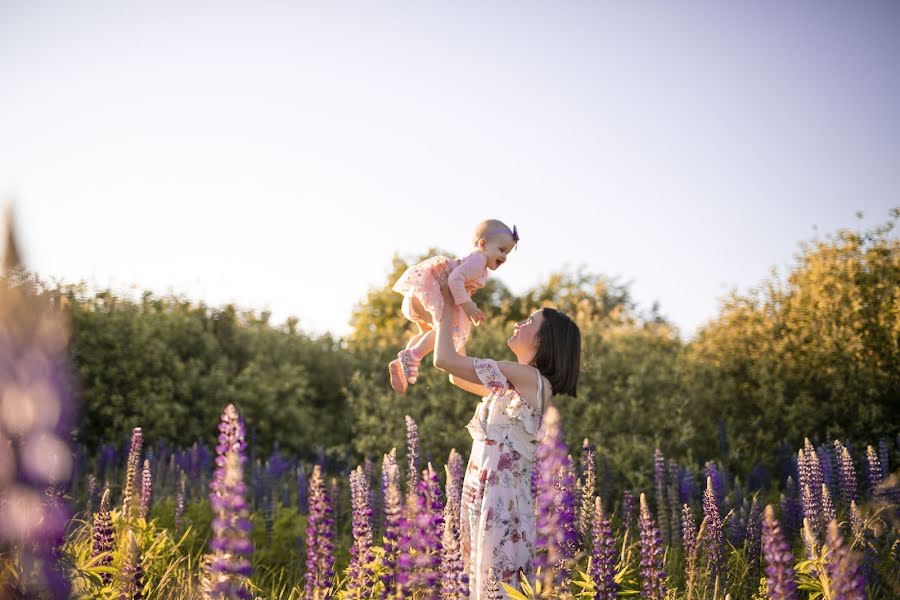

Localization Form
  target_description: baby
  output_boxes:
[389,219,519,393]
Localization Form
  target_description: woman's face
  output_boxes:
[508,309,544,359]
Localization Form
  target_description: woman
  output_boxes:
[433,279,582,598]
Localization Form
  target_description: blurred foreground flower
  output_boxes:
[0,207,79,598]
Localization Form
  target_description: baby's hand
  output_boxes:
[462,301,486,326]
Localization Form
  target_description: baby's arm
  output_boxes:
[448,254,487,325]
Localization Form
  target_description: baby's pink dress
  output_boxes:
[392,252,488,350]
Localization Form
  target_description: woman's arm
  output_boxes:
[449,374,490,396]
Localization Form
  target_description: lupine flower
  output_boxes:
[682,504,698,589]
[762,505,797,600]
[447,448,464,512]
[91,488,114,586]
[781,476,802,535]
[486,569,503,600]
[667,459,682,545]
[591,496,617,600]
[441,462,468,600]
[622,490,634,529]
[802,517,819,572]
[820,483,836,531]
[398,464,445,596]
[579,439,596,542]
[121,530,145,600]
[0,226,78,599]
[705,461,726,503]
[746,496,762,568]
[702,475,724,579]
[139,459,152,520]
[653,448,668,545]
[834,441,857,511]
[825,520,867,599]
[638,493,667,600]
[865,445,883,502]
[330,477,340,525]
[304,464,335,600]
[122,427,144,519]
[802,440,825,511]
[346,465,376,598]
[174,473,186,533]
[380,462,403,599]
[405,415,420,500]
[877,439,889,480]
[849,501,863,540]
[817,442,836,495]
[801,482,820,537]
[534,406,577,591]
[204,404,253,600]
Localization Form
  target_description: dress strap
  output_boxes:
[535,368,544,412]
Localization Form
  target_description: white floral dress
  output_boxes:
[461,358,546,599]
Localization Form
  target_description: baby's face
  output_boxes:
[481,231,515,270]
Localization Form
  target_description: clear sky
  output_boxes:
[1,1,897,340]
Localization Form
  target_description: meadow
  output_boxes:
[0,211,897,599]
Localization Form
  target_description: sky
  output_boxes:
[1,1,897,340]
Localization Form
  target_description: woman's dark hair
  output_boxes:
[529,307,581,397]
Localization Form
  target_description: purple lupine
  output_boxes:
[746,496,762,569]
[139,459,152,520]
[653,448,668,545]
[705,461,726,504]
[580,438,596,542]
[447,448,464,512]
[413,464,444,591]
[679,469,696,505]
[825,520,867,599]
[381,462,403,598]
[0,240,79,600]
[405,415,420,500]
[702,475,724,579]
[762,505,797,600]
[682,504,698,591]
[835,441,858,511]
[864,445,883,502]
[122,427,144,519]
[638,493,667,599]
[591,496,617,600]
[801,482,820,537]
[622,490,634,530]
[441,462,468,600]
[781,476,803,535]
[534,406,577,592]
[364,455,378,535]
[121,531,144,600]
[667,459,682,545]
[821,483,836,531]
[91,488,114,586]
[346,466,376,598]
[877,438,889,480]
[381,448,398,536]
[801,440,825,513]
[304,464,336,599]
[486,569,503,600]
[204,404,253,600]
[818,442,836,496]
[802,517,820,570]
[849,501,863,540]
[174,473,186,533]
[728,501,747,548]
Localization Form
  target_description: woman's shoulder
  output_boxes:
[496,361,550,411]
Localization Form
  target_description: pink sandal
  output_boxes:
[389,358,408,394]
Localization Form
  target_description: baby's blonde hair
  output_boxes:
[472,219,512,246]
